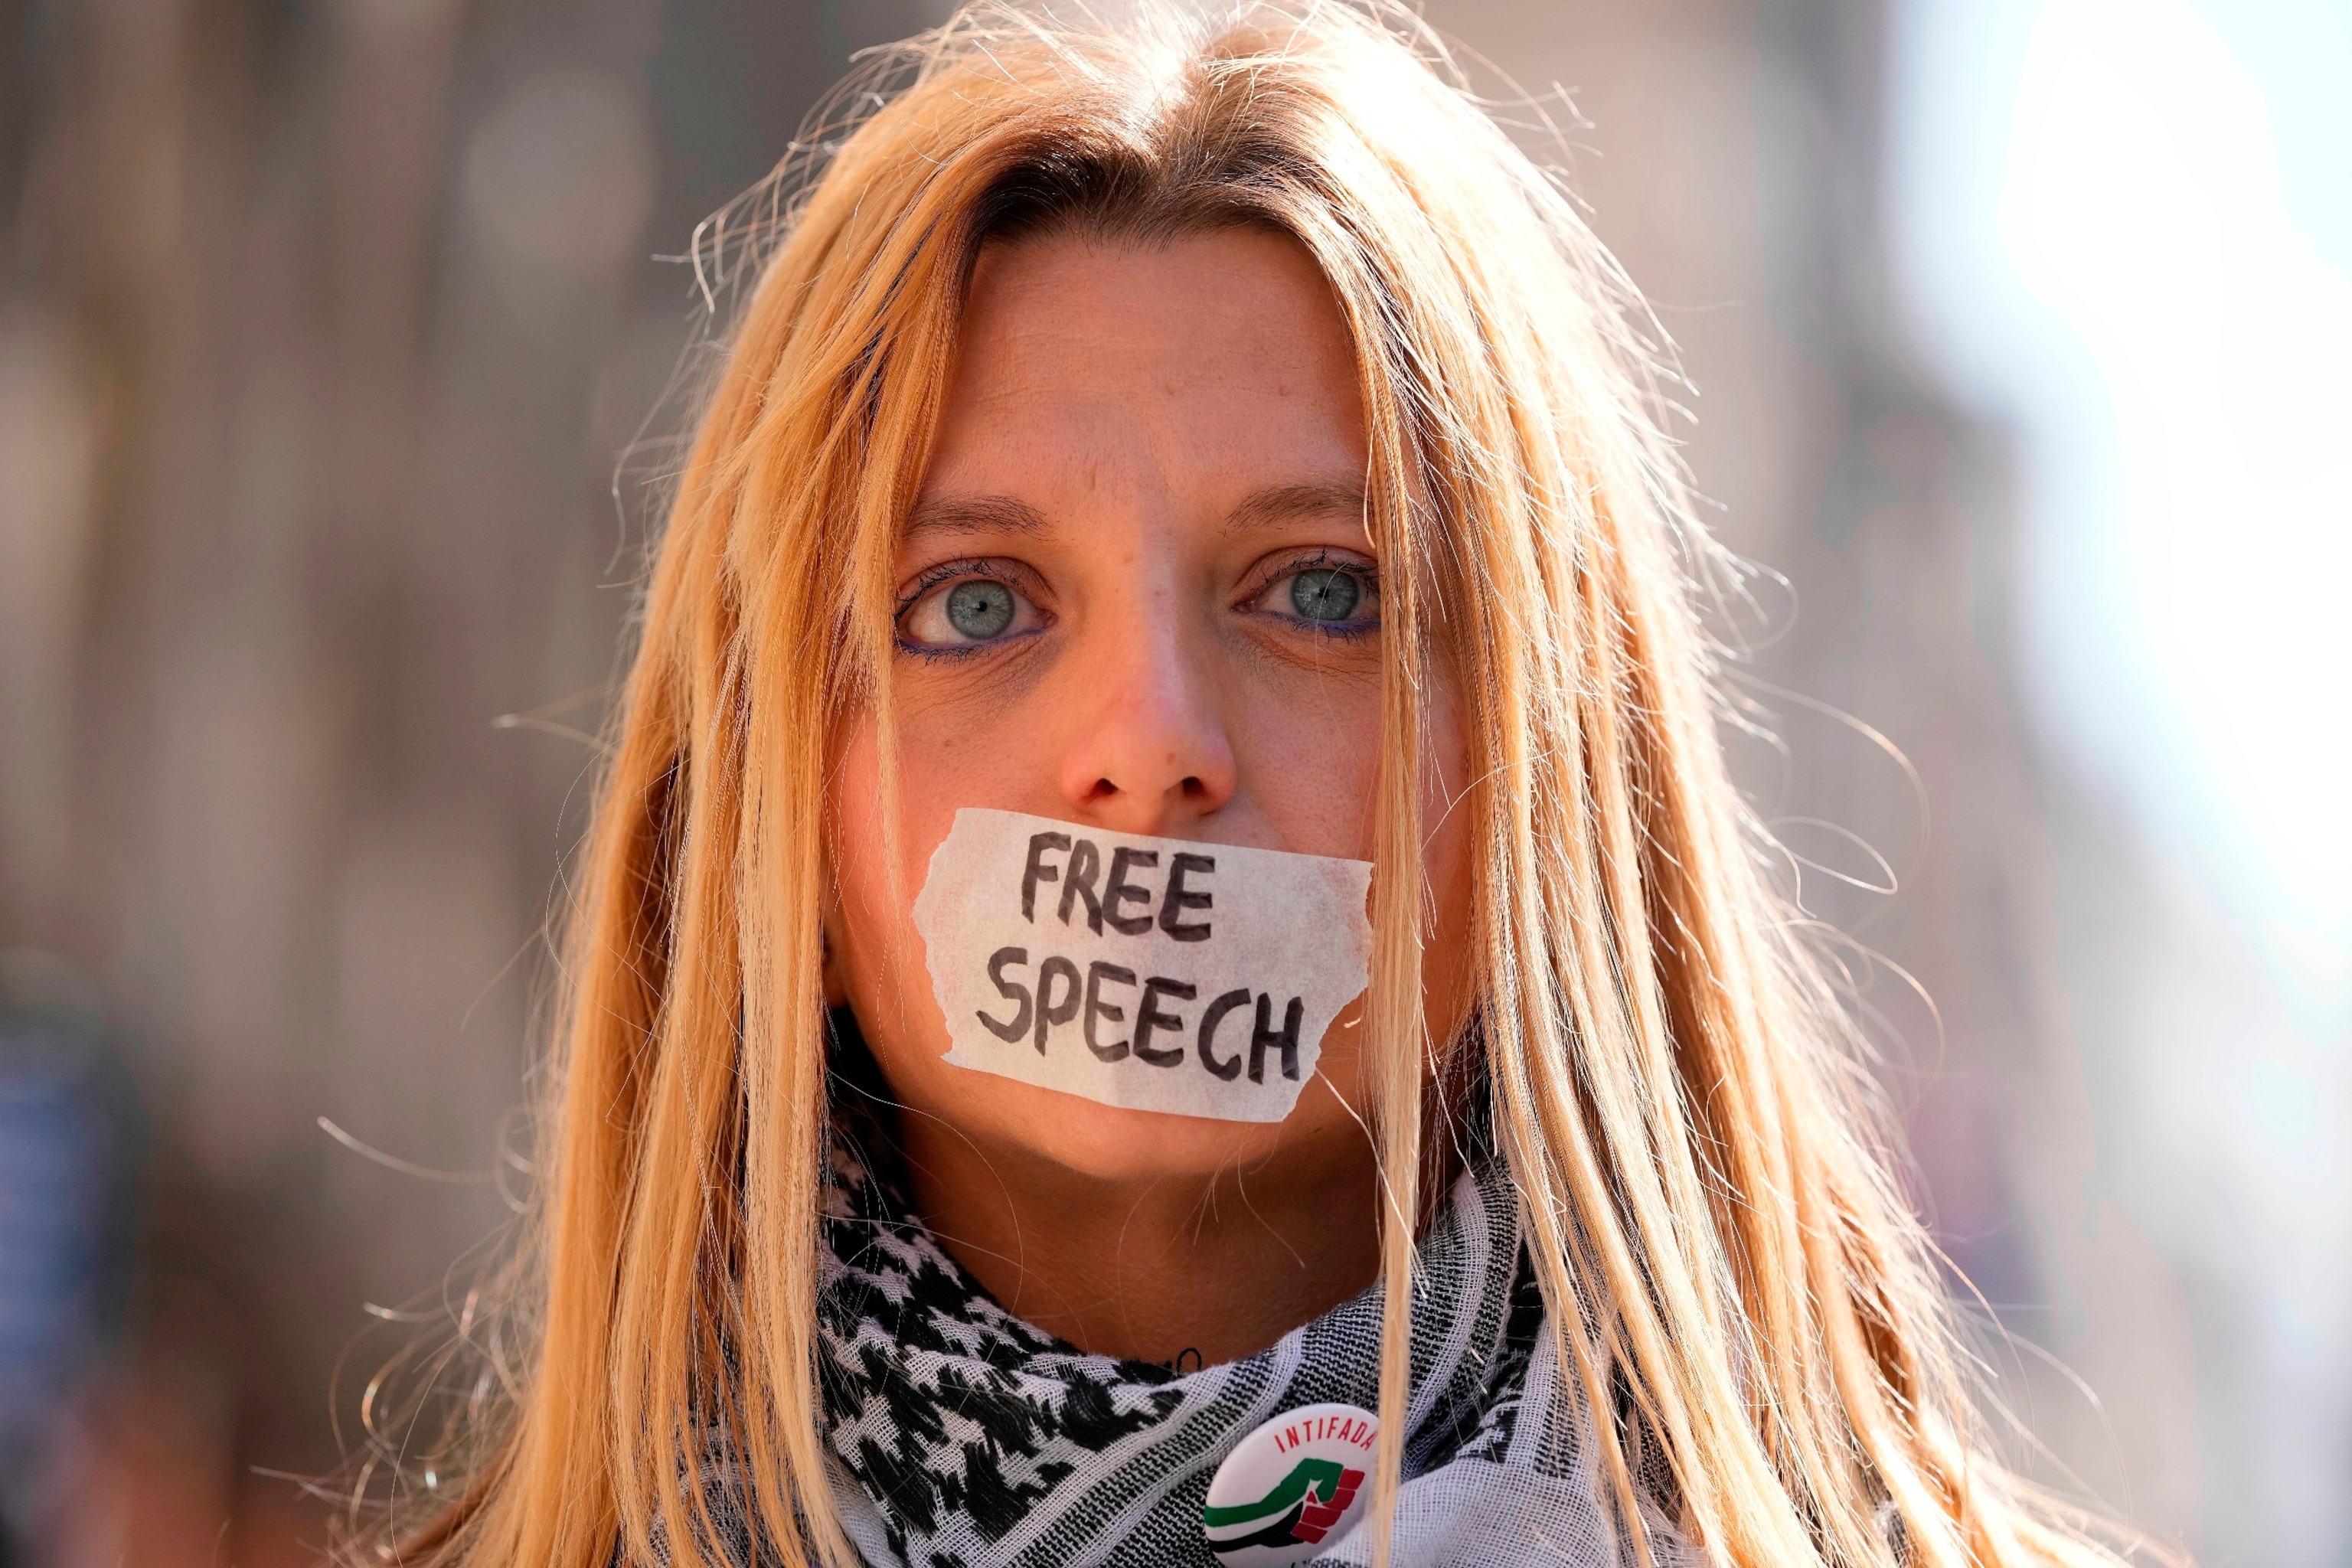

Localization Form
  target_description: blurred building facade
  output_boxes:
[0,0,2285,1560]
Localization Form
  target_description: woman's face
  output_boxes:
[827,227,1471,1182]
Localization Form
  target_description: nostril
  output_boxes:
[1087,778,1119,801]
[1181,776,1207,798]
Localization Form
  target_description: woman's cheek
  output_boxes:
[825,691,1045,1060]
[1207,655,1380,861]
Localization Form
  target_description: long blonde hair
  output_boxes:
[388,5,2141,1565]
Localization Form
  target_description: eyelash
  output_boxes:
[893,559,1002,618]
[893,560,1042,662]
[890,550,1383,659]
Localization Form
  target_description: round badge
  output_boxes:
[1202,1402,1380,1566]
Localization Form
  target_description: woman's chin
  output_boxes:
[1007,1089,1276,1180]
[902,1070,1346,1185]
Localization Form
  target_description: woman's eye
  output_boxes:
[897,570,1043,651]
[1248,557,1380,632]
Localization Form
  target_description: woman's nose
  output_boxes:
[1055,585,1237,838]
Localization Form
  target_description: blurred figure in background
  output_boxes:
[0,952,132,1564]
[0,0,2340,1560]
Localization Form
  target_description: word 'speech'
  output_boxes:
[913,808,1374,1122]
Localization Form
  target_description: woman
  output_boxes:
[388,3,2141,1564]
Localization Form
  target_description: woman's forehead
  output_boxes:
[913,229,1372,544]
[952,228,1357,400]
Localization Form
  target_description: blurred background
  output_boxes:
[0,0,2345,1560]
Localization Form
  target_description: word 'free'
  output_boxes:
[912,808,1374,1123]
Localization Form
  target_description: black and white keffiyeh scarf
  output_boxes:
[812,1091,1693,1568]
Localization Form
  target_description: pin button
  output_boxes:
[1202,1402,1380,1566]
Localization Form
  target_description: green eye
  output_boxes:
[945,580,1017,639]
[1289,568,1363,622]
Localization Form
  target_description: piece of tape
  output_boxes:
[911,808,1374,1123]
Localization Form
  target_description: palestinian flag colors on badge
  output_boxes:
[1202,1403,1378,1566]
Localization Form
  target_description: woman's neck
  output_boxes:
[887,1107,1384,1367]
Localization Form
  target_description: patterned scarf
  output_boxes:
[812,1076,1690,1568]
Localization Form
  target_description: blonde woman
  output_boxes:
[386,4,2146,1565]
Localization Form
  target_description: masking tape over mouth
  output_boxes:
[912,808,1374,1123]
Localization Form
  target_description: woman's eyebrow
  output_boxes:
[1223,480,1370,535]
[902,494,1050,539]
